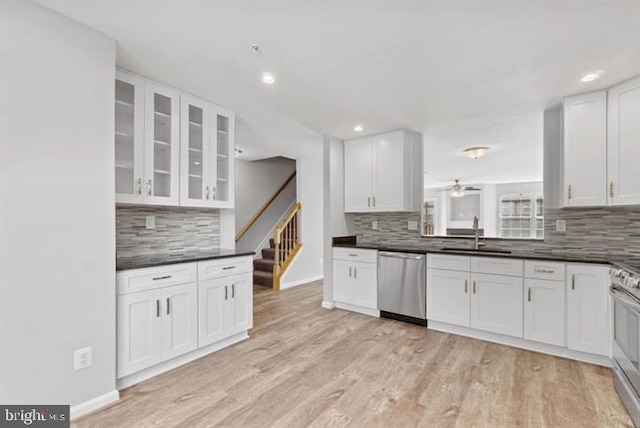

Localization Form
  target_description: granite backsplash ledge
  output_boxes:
[116,206,220,258]
[352,206,640,265]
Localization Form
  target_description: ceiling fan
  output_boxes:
[449,180,481,198]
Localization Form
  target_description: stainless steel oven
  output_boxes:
[611,266,640,428]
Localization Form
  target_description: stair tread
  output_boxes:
[254,258,275,265]
[254,271,273,278]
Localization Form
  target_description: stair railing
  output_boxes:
[235,171,296,243]
[273,202,302,291]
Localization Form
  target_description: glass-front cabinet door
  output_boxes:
[115,71,144,203]
[144,83,180,206]
[211,107,235,208]
[180,95,211,207]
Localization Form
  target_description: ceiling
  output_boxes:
[38,0,640,163]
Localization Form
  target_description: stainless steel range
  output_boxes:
[610,264,640,427]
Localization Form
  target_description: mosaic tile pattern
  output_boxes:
[116,206,220,257]
[352,207,640,265]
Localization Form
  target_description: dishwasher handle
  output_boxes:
[379,252,425,260]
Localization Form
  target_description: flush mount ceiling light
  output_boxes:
[353,124,364,132]
[463,146,490,159]
[261,72,276,85]
[580,71,603,82]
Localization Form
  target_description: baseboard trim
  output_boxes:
[280,275,323,289]
[428,320,612,367]
[70,390,119,420]
[117,332,249,390]
[335,302,380,318]
[321,301,336,310]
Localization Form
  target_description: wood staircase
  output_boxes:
[253,202,302,290]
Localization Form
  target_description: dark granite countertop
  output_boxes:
[332,236,615,266]
[116,249,255,271]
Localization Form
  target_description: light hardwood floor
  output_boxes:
[74,281,632,428]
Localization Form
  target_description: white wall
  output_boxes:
[280,157,324,288]
[543,106,563,209]
[235,157,297,232]
[321,136,353,303]
[0,0,117,409]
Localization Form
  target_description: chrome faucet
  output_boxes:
[472,216,485,250]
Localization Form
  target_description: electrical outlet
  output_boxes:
[556,219,567,233]
[372,221,378,230]
[145,215,155,229]
[74,347,92,371]
[408,220,418,231]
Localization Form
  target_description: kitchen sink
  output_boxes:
[439,247,512,254]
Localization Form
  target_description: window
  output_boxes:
[499,193,543,239]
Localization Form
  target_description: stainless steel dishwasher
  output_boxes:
[377,251,427,326]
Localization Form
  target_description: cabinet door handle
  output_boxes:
[213,185,217,200]
[225,285,228,300]
[571,274,575,290]
[473,281,476,294]
[206,185,210,200]
[232,283,235,298]
[528,287,531,302]
[156,299,160,317]
[568,184,572,200]
[367,197,371,207]
[610,182,615,198]
[222,266,236,270]
[373,196,376,207]
[349,267,352,277]
[354,268,357,279]
[152,275,172,281]
[464,279,468,293]
[137,178,142,195]
[166,297,170,315]
[147,179,152,196]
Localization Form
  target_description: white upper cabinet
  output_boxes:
[608,77,640,206]
[562,91,607,207]
[344,130,422,213]
[180,97,235,209]
[115,71,145,204]
[211,107,235,208]
[344,137,374,212]
[115,69,235,209]
[180,95,212,207]
[144,83,180,205]
[115,71,180,206]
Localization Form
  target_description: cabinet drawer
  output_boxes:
[333,247,377,263]
[427,254,470,271]
[524,261,565,281]
[198,256,252,280]
[471,257,523,277]
[117,263,197,295]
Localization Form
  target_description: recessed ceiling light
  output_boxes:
[353,124,364,132]
[580,71,603,82]
[261,72,276,85]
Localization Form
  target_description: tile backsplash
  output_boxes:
[352,206,640,265]
[116,206,220,257]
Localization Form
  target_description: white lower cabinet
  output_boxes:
[566,264,610,356]
[426,268,470,327]
[470,273,523,337]
[117,282,197,378]
[332,248,378,313]
[524,278,565,346]
[198,272,253,347]
[117,256,253,381]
